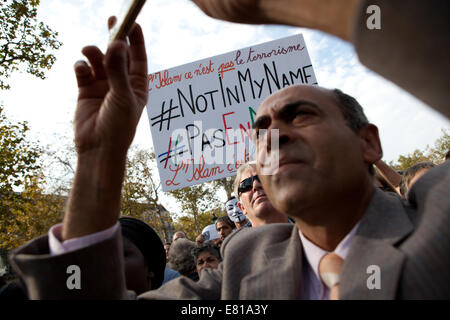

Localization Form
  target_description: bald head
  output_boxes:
[253,84,382,221]
[172,231,187,242]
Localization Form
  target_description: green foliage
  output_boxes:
[169,183,221,236]
[211,176,235,199]
[0,106,63,250]
[0,173,64,250]
[172,211,215,241]
[0,105,41,195]
[390,129,450,170]
[121,147,174,242]
[0,0,62,89]
[426,129,450,164]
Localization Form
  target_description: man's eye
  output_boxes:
[294,110,312,118]
[291,109,316,124]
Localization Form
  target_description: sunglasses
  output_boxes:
[238,175,260,195]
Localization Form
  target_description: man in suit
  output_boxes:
[9,1,449,299]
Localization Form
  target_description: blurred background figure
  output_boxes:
[374,170,398,194]
[192,243,222,277]
[167,238,199,281]
[400,162,436,197]
[119,217,166,295]
[195,233,205,245]
[163,243,171,262]
[196,223,220,246]
[161,241,180,285]
[374,160,402,195]
[0,274,27,300]
[225,197,251,228]
[215,216,236,245]
[172,231,188,242]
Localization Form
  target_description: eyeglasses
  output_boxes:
[238,175,260,195]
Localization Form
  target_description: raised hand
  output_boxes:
[63,20,148,240]
[73,20,148,156]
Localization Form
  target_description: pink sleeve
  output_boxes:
[48,222,120,255]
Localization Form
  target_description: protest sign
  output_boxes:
[146,34,317,192]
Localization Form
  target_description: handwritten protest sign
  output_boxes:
[146,34,317,192]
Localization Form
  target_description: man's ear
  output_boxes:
[359,124,382,165]
[237,201,248,216]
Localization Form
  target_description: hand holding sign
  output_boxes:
[191,0,360,41]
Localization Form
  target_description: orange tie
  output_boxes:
[318,253,344,300]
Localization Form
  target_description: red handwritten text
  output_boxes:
[149,70,182,89]
[218,60,235,79]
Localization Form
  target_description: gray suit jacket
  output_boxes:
[9,161,450,299]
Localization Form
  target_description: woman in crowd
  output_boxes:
[167,238,199,281]
[192,242,222,276]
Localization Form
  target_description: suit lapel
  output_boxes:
[340,189,414,299]
[239,225,303,299]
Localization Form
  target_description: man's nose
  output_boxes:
[266,121,293,152]
[252,177,262,191]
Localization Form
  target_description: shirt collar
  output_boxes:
[298,222,360,281]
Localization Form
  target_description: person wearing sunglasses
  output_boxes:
[233,162,289,227]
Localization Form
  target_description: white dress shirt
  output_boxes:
[48,222,119,255]
[298,222,360,300]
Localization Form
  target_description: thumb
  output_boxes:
[104,40,131,92]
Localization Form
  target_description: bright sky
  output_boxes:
[1,0,449,213]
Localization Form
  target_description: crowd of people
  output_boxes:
[0,0,449,300]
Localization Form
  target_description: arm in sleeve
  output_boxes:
[8,225,129,299]
[48,222,119,255]
[353,0,450,119]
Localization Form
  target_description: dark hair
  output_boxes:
[333,89,369,133]
[333,89,375,175]
[400,162,436,196]
[215,216,235,229]
[192,242,222,263]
